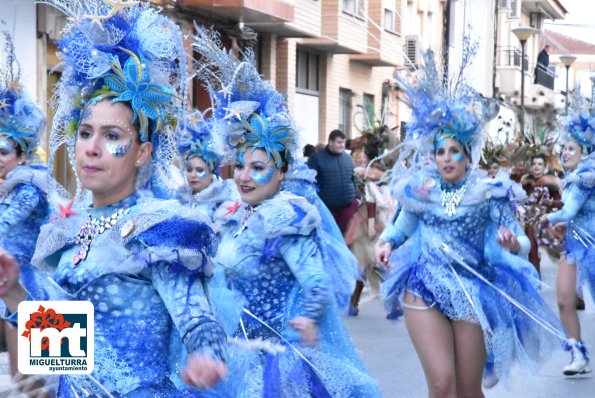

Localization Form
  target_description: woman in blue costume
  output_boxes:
[177,111,239,224]
[0,31,52,378]
[540,108,595,376]
[0,1,228,396]
[192,28,380,397]
[374,51,565,397]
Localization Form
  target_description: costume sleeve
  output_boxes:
[278,235,332,321]
[489,198,530,257]
[151,263,227,362]
[379,208,419,248]
[547,184,590,225]
[0,185,42,235]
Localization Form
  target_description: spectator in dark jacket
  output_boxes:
[307,129,358,234]
[534,45,549,83]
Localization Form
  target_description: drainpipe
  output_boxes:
[492,0,499,98]
[442,0,451,85]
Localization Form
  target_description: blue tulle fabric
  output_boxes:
[0,165,51,314]
[9,193,226,397]
[211,192,381,397]
[281,160,358,308]
[184,178,240,224]
[381,169,564,386]
[547,155,595,301]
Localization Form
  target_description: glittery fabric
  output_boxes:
[185,178,240,223]
[0,165,52,311]
[8,194,226,397]
[213,192,381,397]
[547,155,595,301]
[381,169,564,386]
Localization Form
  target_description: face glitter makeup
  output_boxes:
[186,164,208,179]
[0,138,15,155]
[453,153,465,162]
[252,166,275,184]
[106,138,132,158]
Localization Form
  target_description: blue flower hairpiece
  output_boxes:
[192,26,298,168]
[91,49,176,142]
[47,0,187,155]
[240,113,294,168]
[44,0,189,198]
[564,110,595,154]
[0,32,45,158]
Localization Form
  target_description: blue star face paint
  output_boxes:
[186,163,208,179]
[0,138,15,156]
[251,166,275,184]
[452,153,465,162]
[106,138,132,158]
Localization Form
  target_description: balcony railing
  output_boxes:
[497,46,528,71]
[533,65,555,90]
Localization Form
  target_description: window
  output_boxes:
[339,88,352,137]
[363,93,375,129]
[384,8,395,31]
[296,49,319,93]
[342,0,363,17]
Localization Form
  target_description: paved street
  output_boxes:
[345,249,595,397]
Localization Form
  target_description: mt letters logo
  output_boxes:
[18,301,94,374]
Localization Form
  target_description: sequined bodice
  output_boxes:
[418,201,491,261]
[218,230,297,339]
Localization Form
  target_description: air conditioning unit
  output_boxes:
[509,0,520,19]
[530,12,545,31]
[498,0,511,12]
[404,36,420,68]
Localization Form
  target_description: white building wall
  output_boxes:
[449,0,497,98]
[0,0,37,99]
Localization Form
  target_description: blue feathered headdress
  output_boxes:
[191,26,296,169]
[44,0,187,150]
[0,32,45,158]
[41,0,189,198]
[177,110,221,173]
[395,49,499,174]
[563,110,595,154]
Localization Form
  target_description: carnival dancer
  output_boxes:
[521,152,563,274]
[177,110,239,223]
[345,148,396,316]
[480,141,508,178]
[0,31,54,379]
[375,50,565,396]
[540,107,595,376]
[193,27,381,397]
[0,1,227,396]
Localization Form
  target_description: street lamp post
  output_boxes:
[512,26,535,136]
[559,55,577,114]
